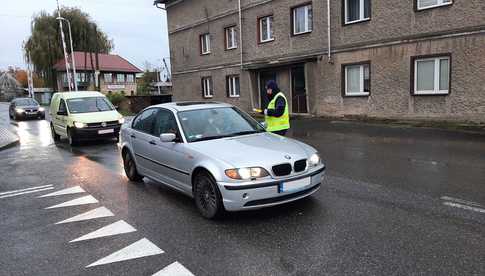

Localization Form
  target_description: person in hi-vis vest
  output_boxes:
[261,80,290,136]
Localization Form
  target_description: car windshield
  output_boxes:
[15,98,38,106]
[178,107,265,142]
[67,97,115,114]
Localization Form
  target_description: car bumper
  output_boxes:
[71,125,121,140]
[17,111,44,118]
[218,165,325,211]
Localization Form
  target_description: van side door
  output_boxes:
[54,99,68,137]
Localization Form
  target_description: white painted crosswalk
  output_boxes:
[0,185,53,196]
[56,206,114,224]
[70,220,136,243]
[38,186,85,198]
[45,195,98,209]
[0,186,54,199]
[152,262,195,276]
[86,238,164,268]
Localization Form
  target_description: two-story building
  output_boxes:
[158,0,485,122]
[54,52,142,95]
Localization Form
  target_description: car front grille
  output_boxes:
[294,159,307,173]
[272,163,292,176]
[25,109,37,112]
[86,121,119,128]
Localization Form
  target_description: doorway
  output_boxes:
[291,65,307,113]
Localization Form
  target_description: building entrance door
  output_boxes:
[291,65,307,113]
[259,71,276,109]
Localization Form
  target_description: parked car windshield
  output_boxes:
[15,98,38,106]
[178,107,265,142]
[66,97,115,114]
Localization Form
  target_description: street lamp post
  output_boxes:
[56,16,78,92]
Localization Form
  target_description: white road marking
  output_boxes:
[55,207,114,224]
[86,238,164,268]
[440,196,483,208]
[0,187,54,199]
[45,195,98,209]
[443,201,485,214]
[70,220,136,243]
[38,186,85,198]
[0,185,53,196]
[152,262,195,276]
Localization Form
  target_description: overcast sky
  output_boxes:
[0,0,169,71]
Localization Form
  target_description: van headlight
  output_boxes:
[225,167,269,180]
[308,153,321,167]
[118,118,125,124]
[74,122,86,128]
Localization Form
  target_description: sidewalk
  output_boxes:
[0,103,19,150]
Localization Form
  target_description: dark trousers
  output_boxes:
[271,129,288,136]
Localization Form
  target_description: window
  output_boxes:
[116,74,125,83]
[412,55,450,95]
[343,62,370,96]
[292,4,312,35]
[200,33,211,55]
[201,77,213,98]
[416,0,452,10]
[104,73,112,83]
[153,109,180,137]
[58,99,67,114]
[132,108,159,135]
[259,15,274,43]
[75,72,87,83]
[126,74,134,83]
[225,26,238,50]
[345,0,370,24]
[226,75,240,98]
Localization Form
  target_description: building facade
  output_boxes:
[54,52,142,95]
[160,0,485,123]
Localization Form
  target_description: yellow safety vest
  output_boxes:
[265,92,290,132]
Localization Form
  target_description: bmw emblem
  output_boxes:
[101,122,107,127]
[284,155,292,160]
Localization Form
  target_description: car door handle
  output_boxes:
[130,134,136,139]
[148,140,157,145]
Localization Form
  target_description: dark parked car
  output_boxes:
[9,98,45,121]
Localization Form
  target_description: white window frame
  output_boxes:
[344,64,370,96]
[259,15,274,43]
[227,75,240,98]
[417,0,452,11]
[225,26,238,50]
[104,73,112,83]
[200,33,211,55]
[202,77,213,98]
[116,74,125,83]
[126,74,134,83]
[413,56,450,95]
[292,4,312,35]
[345,0,370,24]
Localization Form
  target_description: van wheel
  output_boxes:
[67,128,78,146]
[123,151,143,182]
[51,124,60,142]
[194,171,225,219]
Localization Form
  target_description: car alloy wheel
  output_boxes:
[194,172,224,219]
[123,151,143,182]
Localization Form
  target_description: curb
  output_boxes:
[0,138,20,151]
[0,128,20,151]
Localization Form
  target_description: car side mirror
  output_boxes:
[160,133,176,143]
[259,121,267,129]
[57,110,67,116]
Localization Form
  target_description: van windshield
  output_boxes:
[66,97,115,114]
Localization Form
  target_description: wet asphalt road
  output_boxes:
[1,103,485,275]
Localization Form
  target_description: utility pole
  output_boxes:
[56,16,78,91]
[56,0,73,92]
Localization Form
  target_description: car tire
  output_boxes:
[67,128,78,146]
[40,115,45,120]
[123,150,143,182]
[194,171,225,219]
[51,124,60,142]
[13,112,18,121]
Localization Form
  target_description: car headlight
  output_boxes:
[38,107,45,112]
[225,167,269,180]
[308,153,321,167]
[74,122,86,128]
[15,108,24,113]
[118,118,125,124]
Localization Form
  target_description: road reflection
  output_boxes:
[15,119,53,148]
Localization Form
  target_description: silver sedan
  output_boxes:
[119,102,325,219]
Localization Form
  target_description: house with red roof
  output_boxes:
[53,52,142,95]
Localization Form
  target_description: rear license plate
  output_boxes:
[98,129,114,134]
[280,177,311,193]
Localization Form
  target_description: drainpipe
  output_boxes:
[327,0,332,62]
[238,0,243,68]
